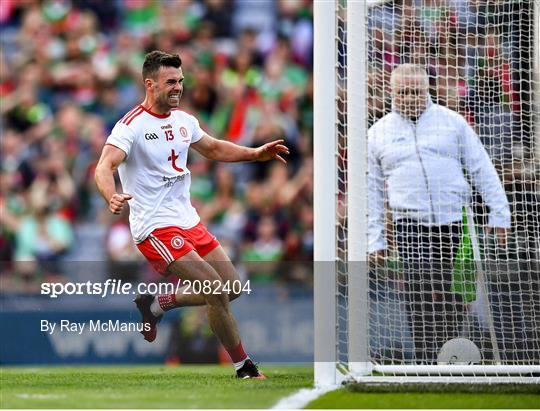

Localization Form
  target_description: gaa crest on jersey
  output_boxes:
[179,127,188,138]
[171,236,185,249]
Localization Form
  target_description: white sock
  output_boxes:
[150,297,164,317]
[233,357,250,371]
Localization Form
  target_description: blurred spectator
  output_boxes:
[106,210,145,282]
[501,146,540,263]
[121,0,159,36]
[237,28,265,67]
[167,306,221,364]
[201,0,233,39]
[472,29,515,164]
[242,215,284,283]
[2,192,73,263]
[0,175,74,292]
[199,163,246,242]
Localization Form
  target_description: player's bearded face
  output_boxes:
[154,67,184,109]
[160,84,182,108]
[393,75,428,120]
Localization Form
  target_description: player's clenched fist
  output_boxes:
[109,193,133,214]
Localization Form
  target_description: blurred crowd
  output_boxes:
[1,0,538,295]
[364,0,539,262]
[367,0,537,160]
[0,0,314,292]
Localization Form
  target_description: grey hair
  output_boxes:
[390,64,429,90]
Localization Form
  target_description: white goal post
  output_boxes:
[314,0,540,386]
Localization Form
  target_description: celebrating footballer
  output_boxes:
[95,50,289,379]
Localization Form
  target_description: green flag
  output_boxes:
[452,209,478,303]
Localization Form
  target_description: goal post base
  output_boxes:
[344,365,540,386]
[372,364,540,376]
[345,376,540,390]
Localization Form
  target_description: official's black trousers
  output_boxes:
[394,219,465,364]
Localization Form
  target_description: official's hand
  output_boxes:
[486,227,509,247]
[255,139,289,164]
[109,193,132,214]
[368,250,387,266]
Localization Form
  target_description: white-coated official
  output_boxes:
[367,63,511,364]
[368,64,511,255]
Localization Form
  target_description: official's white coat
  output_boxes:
[368,100,511,253]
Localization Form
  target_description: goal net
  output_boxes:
[314,0,540,385]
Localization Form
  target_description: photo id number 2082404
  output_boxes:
[181,280,251,295]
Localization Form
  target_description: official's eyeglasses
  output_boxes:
[395,88,427,96]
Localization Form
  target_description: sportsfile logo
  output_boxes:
[41,279,133,298]
[41,279,252,298]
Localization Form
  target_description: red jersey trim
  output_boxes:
[139,104,171,119]
[123,106,144,125]
[120,106,140,123]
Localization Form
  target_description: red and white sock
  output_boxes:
[228,341,249,371]
[150,294,177,316]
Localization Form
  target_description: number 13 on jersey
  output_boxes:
[165,130,174,141]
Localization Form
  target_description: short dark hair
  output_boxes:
[142,50,182,81]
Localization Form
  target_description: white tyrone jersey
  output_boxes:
[106,105,205,243]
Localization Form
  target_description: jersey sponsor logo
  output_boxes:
[168,149,184,172]
[171,236,185,249]
[179,127,188,138]
[162,174,186,187]
[161,124,172,130]
[145,133,159,141]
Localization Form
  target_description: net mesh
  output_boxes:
[336,0,349,369]
[336,0,540,371]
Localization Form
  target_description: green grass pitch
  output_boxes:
[1,366,538,409]
[0,365,312,409]
[308,388,540,409]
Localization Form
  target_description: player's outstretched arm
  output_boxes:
[95,144,132,214]
[191,134,289,163]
